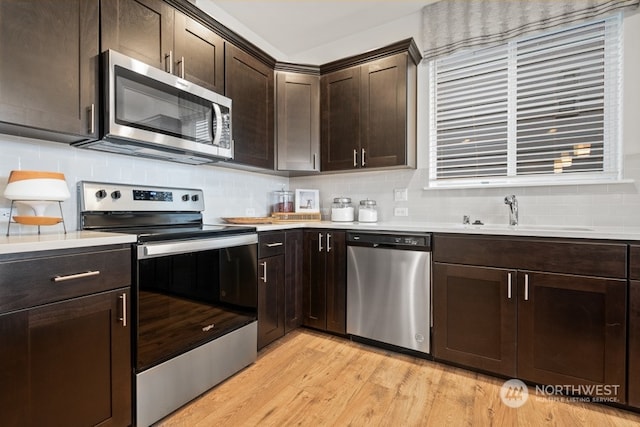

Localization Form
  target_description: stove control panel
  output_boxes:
[79,181,205,212]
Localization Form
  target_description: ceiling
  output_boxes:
[196,0,437,62]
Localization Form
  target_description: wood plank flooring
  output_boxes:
[156,329,640,426]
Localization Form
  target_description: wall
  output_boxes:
[291,8,640,230]
[2,6,638,233]
[0,135,287,232]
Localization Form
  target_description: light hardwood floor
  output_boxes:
[157,329,640,426]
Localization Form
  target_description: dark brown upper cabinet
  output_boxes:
[320,39,420,172]
[276,69,321,172]
[321,67,361,171]
[0,0,99,143]
[173,10,224,93]
[101,0,224,93]
[225,44,275,169]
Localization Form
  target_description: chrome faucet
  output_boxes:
[504,195,518,226]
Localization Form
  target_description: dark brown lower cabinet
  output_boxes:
[628,244,640,407]
[0,288,131,427]
[433,261,626,403]
[303,230,346,334]
[257,230,303,349]
[517,271,626,402]
[284,230,304,332]
[257,253,285,349]
[432,263,516,377]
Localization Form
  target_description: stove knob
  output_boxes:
[191,194,199,202]
[111,190,121,200]
[182,194,190,202]
[95,189,107,199]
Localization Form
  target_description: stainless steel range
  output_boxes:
[78,181,258,427]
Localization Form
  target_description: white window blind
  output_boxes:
[429,15,622,188]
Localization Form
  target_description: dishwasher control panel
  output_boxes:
[347,231,431,250]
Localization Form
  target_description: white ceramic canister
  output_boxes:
[358,199,378,223]
[331,197,354,222]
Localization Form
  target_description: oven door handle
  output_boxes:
[138,233,258,259]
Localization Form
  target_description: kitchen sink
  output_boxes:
[458,224,594,232]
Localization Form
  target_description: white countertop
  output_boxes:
[2,221,639,256]
[0,230,137,255]
[234,221,640,241]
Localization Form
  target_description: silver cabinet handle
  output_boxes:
[318,232,324,252]
[165,50,173,74]
[353,149,358,167]
[524,273,529,301]
[327,233,332,252]
[179,56,185,78]
[53,270,100,282]
[507,272,512,299]
[266,242,283,248]
[361,148,366,167]
[313,153,317,170]
[88,104,95,134]
[119,292,127,327]
[259,261,267,283]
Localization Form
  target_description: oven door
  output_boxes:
[134,233,257,372]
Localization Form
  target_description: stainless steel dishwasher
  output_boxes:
[347,231,431,354]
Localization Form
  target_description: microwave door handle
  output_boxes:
[212,103,222,147]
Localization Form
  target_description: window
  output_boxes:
[428,15,622,188]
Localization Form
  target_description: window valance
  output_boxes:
[422,0,639,60]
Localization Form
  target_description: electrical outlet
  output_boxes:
[394,188,408,202]
[0,208,11,219]
[245,208,256,217]
[394,207,409,217]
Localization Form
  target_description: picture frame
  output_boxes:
[295,189,320,213]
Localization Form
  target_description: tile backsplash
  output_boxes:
[0,134,287,232]
[291,154,640,230]
[2,133,640,233]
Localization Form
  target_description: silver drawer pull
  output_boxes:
[259,261,267,283]
[53,270,100,282]
[265,242,283,248]
[119,293,127,327]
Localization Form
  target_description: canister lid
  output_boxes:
[359,199,376,207]
[333,197,352,203]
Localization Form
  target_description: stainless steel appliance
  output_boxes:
[346,231,431,354]
[74,50,233,165]
[79,181,257,427]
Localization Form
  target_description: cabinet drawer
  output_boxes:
[0,247,131,313]
[433,234,627,279]
[259,232,286,258]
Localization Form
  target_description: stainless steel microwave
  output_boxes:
[75,50,233,165]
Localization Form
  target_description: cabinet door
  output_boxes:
[517,271,626,402]
[325,231,346,335]
[285,230,304,332]
[432,263,517,377]
[258,255,285,349]
[174,11,225,93]
[225,44,275,169]
[630,279,640,407]
[303,231,327,329]
[0,289,131,427]
[101,0,174,71]
[0,0,98,141]
[360,54,407,168]
[320,67,361,171]
[276,72,320,171]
